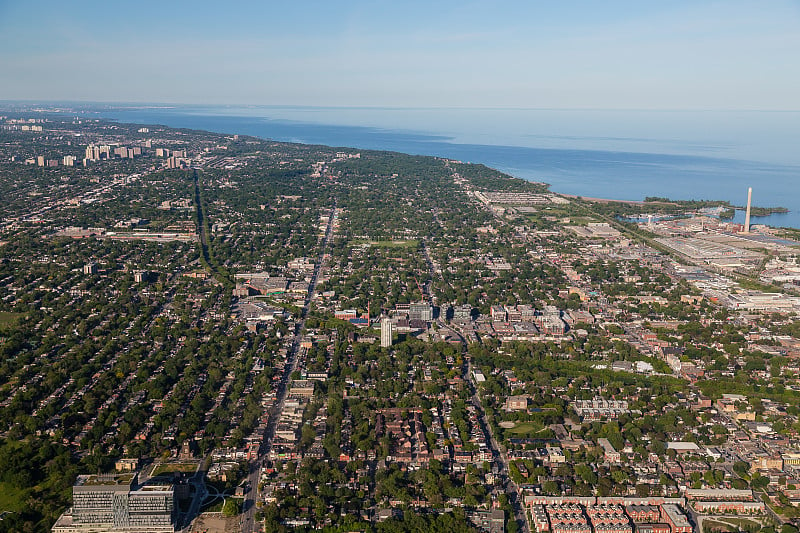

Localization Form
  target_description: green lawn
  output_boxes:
[703,517,763,532]
[0,481,27,513]
[0,312,23,328]
[504,422,546,436]
[201,498,224,513]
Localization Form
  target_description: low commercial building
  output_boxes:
[505,395,529,411]
[466,509,505,533]
[114,458,140,472]
[660,504,691,533]
[692,501,765,513]
[685,488,754,501]
[598,438,621,463]
[633,525,670,533]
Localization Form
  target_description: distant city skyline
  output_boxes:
[1,0,799,110]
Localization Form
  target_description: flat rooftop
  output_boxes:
[76,473,136,486]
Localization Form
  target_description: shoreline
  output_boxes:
[7,103,800,229]
[559,194,645,205]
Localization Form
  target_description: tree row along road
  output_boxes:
[193,169,231,288]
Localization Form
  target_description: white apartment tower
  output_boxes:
[381,319,393,348]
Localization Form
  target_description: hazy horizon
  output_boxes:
[6,100,800,112]
[1,1,798,110]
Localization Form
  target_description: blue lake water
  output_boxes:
[88,105,800,229]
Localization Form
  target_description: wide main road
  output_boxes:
[240,203,337,533]
[464,360,530,533]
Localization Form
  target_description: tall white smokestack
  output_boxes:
[744,187,752,233]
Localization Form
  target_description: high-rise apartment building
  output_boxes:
[381,319,393,348]
[85,145,101,161]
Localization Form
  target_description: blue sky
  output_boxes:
[0,0,798,109]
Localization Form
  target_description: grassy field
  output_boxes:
[0,312,23,328]
[702,517,764,532]
[0,481,27,513]
[201,498,225,513]
[504,422,547,436]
